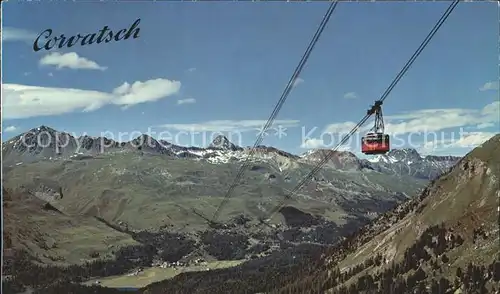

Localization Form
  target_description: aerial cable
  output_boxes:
[378,0,459,104]
[264,114,371,218]
[259,0,460,226]
[211,0,340,223]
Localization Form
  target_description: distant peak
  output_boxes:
[303,149,357,158]
[302,149,362,171]
[209,135,240,150]
[131,134,160,145]
[29,125,58,133]
[253,145,298,159]
[134,134,152,140]
[394,148,420,154]
[212,135,229,143]
[387,148,422,162]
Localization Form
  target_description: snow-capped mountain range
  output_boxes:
[2,125,461,180]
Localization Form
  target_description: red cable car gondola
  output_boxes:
[361,100,390,155]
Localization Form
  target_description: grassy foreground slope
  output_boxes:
[2,187,139,266]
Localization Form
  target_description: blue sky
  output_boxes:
[2,2,499,157]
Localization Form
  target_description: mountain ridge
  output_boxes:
[3,125,462,180]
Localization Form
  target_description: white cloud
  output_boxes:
[48,72,54,77]
[321,101,499,136]
[476,122,495,129]
[3,126,17,132]
[301,138,326,149]
[3,78,181,119]
[23,72,31,76]
[159,119,300,133]
[177,98,196,105]
[112,79,180,105]
[39,52,107,71]
[186,67,197,72]
[479,81,499,91]
[299,139,352,150]
[2,27,36,42]
[323,121,371,134]
[450,132,497,148]
[343,92,358,99]
[421,131,497,154]
[293,78,304,88]
[481,100,500,117]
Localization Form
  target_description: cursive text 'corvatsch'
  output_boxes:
[33,18,141,52]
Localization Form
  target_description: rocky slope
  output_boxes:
[280,133,500,293]
[2,145,424,231]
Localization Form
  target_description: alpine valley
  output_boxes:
[2,125,474,293]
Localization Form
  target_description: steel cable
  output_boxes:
[258,0,460,228]
[211,1,340,222]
